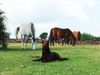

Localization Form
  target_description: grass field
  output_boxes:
[0,43,100,75]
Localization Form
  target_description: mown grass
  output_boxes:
[0,43,100,75]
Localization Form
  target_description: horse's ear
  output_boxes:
[47,40,49,43]
[46,40,49,45]
[42,40,44,44]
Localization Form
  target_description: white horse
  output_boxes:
[15,22,36,50]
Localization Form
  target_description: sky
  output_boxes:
[0,0,100,38]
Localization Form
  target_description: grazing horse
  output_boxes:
[49,27,76,46]
[15,22,36,50]
[73,31,81,45]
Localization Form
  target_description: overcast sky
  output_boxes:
[0,0,100,38]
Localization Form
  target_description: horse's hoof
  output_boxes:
[32,46,36,50]
[32,48,35,50]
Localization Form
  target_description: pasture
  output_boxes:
[0,43,100,75]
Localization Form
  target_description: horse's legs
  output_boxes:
[57,38,60,45]
[50,40,55,46]
[31,38,35,50]
[52,41,55,46]
[61,38,64,46]
[76,40,78,45]
[21,35,25,49]
[25,35,28,47]
[21,35,27,49]
[58,39,60,45]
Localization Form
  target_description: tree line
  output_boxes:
[39,32,100,41]
[0,9,8,48]
[81,33,100,41]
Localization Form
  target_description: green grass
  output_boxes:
[0,43,100,75]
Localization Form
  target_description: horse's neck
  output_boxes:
[42,46,51,55]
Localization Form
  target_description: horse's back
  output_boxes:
[73,31,81,40]
[20,23,34,35]
[51,27,65,38]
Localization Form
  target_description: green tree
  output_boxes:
[0,9,7,48]
[81,33,100,41]
[5,32,10,39]
[39,32,48,39]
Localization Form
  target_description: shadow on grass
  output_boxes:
[50,46,76,51]
[0,47,42,51]
[0,47,70,52]
[0,45,69,51]
[32,57,69,63]
[0,44,75,51]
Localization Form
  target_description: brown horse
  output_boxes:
[73,31,81,45]
[49,27,76,46]
[33,40,68,62]
[41,40,61,62]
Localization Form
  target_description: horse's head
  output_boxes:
[66,28,76,46]
[71,38,76,46]
[42,40,49,47]
[42,40,50,51]
[70,35,76,46]
[41,40,51,57]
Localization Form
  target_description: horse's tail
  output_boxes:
[78,31,81,44]
[49,29,53,41]
[15,27,20,40]
[49,29,55,46]
[78,31,81,41]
